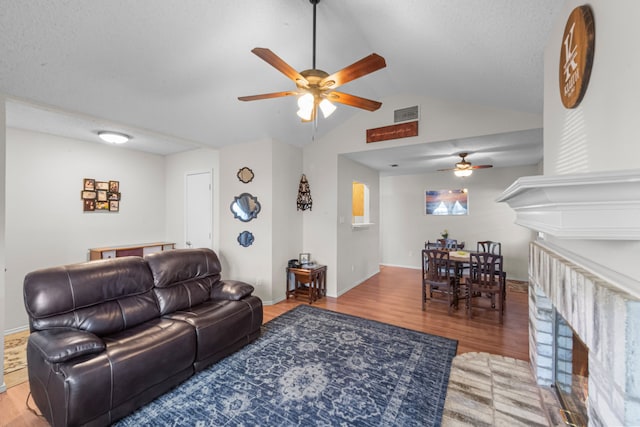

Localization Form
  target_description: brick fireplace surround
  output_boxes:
[497,170,640,426]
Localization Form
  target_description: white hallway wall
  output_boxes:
[380,165,538,281]
[4,128,167,332]
[336,155,380,295]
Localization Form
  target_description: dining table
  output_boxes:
[446,249,476,283]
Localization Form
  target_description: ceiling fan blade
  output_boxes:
[437,168,456,172]
[327,91,382,111]
[238,91,298,102]
[251,48,308,87]
[470,165,493,169]
[320,54,386,90]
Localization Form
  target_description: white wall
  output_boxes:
[542,0,640,278]
[5,128,167,332]
[219,138,302,304]
[544,1,640,176]
[271,139,303,303]
[304,93,542,295]
[220,139,273,301]
[0,97,6,392]
[337,155,380,295]
[381,165,537,281]
[164,148,220,251]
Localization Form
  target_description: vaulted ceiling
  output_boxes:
[0,0,563,168]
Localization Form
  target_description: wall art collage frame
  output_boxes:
[81,178,121,212]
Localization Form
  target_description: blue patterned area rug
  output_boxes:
[116,305,458,426]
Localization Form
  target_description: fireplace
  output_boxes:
[554,311,588,426]
[497,170,640,426]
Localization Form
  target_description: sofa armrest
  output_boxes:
[211,280,255,301]
[29,329,105,363]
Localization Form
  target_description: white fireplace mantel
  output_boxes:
[496,169,640,240]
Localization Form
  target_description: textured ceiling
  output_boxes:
[0,0,563,166]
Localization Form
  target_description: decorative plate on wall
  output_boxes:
[237,231,255,247]
[237,167,255,184]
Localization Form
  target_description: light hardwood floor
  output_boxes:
[0,265,529,426]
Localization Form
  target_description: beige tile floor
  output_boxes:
[443,352,563,427]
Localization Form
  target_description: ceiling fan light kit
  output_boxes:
[238,0,386,122]
[454,169,473,178]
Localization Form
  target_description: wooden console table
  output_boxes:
[286,264,327,304]
[89,242,175,260]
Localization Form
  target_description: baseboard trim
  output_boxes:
[4,325,29,336]
[380,263,420,270]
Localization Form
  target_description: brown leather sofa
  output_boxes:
[23,248,263,426]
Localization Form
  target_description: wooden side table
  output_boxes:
[286,265,327,304]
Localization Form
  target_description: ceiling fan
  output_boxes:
[438,153,493,177]
[238,0,386,122]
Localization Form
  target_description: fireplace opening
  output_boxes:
[554,311,588,426]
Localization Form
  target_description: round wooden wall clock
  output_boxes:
[559,5,595,109]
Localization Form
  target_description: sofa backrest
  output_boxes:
[24,256,159,335]
[145,248,221,315]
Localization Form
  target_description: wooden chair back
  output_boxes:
[477,240,501,255]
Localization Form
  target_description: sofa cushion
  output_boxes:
[24,257,160,336]
[146,248,222,315]
[164,296,262,369]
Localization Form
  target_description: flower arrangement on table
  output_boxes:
[441,229,449,239]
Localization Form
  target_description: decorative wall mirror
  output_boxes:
[237,167,254,184]
[237,231,255,247]
[230,193,261,222]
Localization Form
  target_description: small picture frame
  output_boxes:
[299,253,310,265]
[96,201,109,210]
[109,180,119,192]
[97,190,108,202]
[83,178,95,191]
[96,181,109,191]
[83,199,96,211]
[108,192,120,201]
[81,190,97,200]
[109,201,119,212]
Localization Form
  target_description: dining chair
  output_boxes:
[476,240,506,305]
[425,240,440,249]
[465,252,505,323]
[438,238,458,250]
[477,240,501,255]
[422,249,459,314]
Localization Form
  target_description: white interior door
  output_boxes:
[185,171,212,249]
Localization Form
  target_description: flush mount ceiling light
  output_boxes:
[238,0,386,122]
[97,131,131,144]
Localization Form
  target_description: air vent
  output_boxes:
[394,106,419,123]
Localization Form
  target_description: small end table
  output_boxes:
[286,264,327,304]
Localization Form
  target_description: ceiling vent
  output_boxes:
[394,105,419,123]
